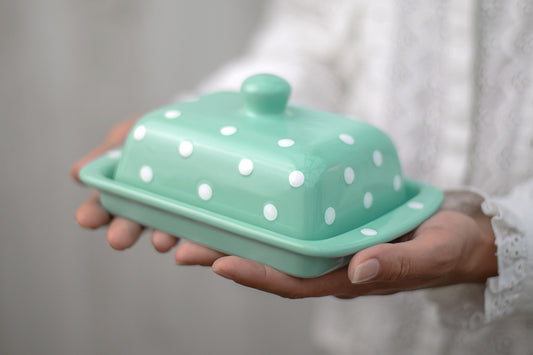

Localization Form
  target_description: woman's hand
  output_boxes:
[176,210,497,299]
[72,122,498,299]
[71,118,180,253]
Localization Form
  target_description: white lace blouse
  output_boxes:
[191,0,533,353]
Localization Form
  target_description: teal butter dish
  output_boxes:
[79,74,443,278]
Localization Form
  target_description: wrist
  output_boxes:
[440,188,498,282]
[470,212,498,281]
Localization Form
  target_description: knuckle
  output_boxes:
[396,256,412,280]
[386,256,411,281]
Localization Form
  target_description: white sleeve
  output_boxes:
[180,0,356,112]
[481,178,533,321]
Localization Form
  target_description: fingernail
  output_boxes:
[211,264,231,280]
[351,258,380,283]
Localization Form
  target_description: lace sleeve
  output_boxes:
[481,178,533,321]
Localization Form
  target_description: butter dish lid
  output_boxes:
[110,74,427,241]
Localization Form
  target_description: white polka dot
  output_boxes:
[364,192,373,209]
[344,167,355,184]
[361,228,378,236]
[339,134,354,145]
[278,139,295,147]
[393,175,402,191]
[164,110,181,119]
[325,207,336,225]
[107,149,122,159]
[239,159,254,176]
[198,184,212,201]
[179,141,193,158]
[289,171,305,187]
[133,125,146,140]
[139,166,153,182]
[263,204,278,221]
[220,126,237,136]
[373,150,383,167]
[408,201,424,209]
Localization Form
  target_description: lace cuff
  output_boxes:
[481,181,533,322]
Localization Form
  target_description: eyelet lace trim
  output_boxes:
[483,199,528,321]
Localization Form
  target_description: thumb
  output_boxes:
[347,237,452,283]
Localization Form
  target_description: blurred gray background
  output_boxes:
[0,1,321,354]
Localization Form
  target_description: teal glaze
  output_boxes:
[79,74,444,277]
[241,73,291,115]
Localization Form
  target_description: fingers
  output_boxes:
[107,217,143,250]
[76,193,174,253]
[175,241,226,266]
[75,192,111,229]
[151,230,178,253]
[70,144,113,183]
[212,256,350,299]
[71,118,138,183]
[76,192,143,250]
[70,140,118,183]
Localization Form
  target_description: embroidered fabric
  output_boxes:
[482,179,533,322]
[184,0,533,353]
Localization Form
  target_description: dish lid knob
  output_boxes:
[241,74,291,116]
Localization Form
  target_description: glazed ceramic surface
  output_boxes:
[80,74,443,277]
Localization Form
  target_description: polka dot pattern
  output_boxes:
[339,134,354,145]
[278,139,295,147]
[263,204,278,221]
[344,167,354,184]
[198,184,212,201]
[164,110,181,119]
[140,165,153,182]
[133,125,146,140]
[107,149,122,159]
[393,175,402,191]
[324,207,336,225]
[361,228,377,236]
[179,141,193,158]
[220,126,237,136]
[126,111,430,233]
[373,150,383,167]
[364,192,373,209]
[289,171,305,188]
[239,159,254,176]
[408,201,424,209]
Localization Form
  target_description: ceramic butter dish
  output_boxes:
[79,73,443,277]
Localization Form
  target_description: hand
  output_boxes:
[71,118,180,253]
[176,210,497,299]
